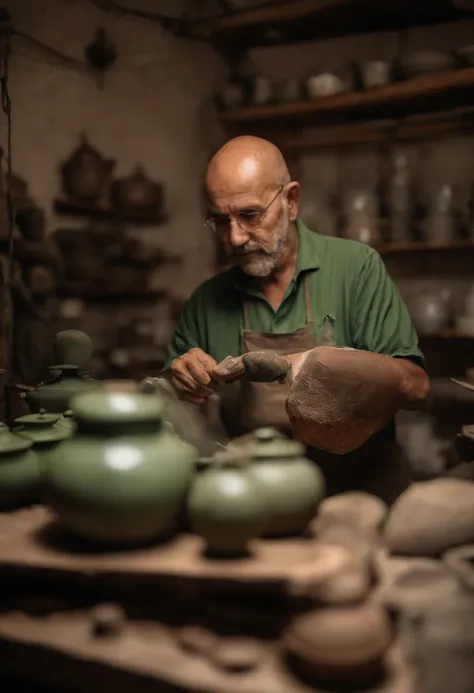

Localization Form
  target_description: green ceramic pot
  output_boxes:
[14,409,73,473]
[187,449,267,556]
[0,423,41,509]
[23,329,99,414]
[23,367,99,414]
[45,391,197,544]
[245,427,326,537]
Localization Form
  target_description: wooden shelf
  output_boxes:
[57,282,168,302]
[222,68,474,129]
[377,240,474,255]
[276,108,474,153]
[54,198,168,226]
[419,330,474,340]
[193,0,470,52]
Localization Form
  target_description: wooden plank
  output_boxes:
[193,0,468,46]
[198,0,344,31]
[221,68,474,126]
[277,112,474,153]
[377,240,474,254]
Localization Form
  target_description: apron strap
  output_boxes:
[242,298,250,331]
[242,273,313,332]
[303,274,312,325]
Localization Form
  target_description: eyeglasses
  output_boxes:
[206,185,284,235]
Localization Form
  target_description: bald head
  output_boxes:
[206,136,290,195]
[205,136,299,278]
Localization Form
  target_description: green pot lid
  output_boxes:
[15,410,61,426]
[37,369,98,392]
[71,391,164,425]
[212,448,249,469]
[0,422,33,454]
[251,427,305,459]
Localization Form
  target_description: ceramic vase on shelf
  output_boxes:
[409,287,451,335]
[421,185,458,244]
[341,189,381,246]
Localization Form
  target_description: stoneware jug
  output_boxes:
[14,410,73,471]
[242,427,325,536]
[0,423,41,509]
[23,329,99,413]
[45,390,196,544]
[187,448,267,557]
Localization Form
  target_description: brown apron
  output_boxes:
[218,274,411,505]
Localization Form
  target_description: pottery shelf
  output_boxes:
[192,0,469,53]
[57,282,168,302]
[221,68,474,131]
[274,107,474,153]
[54,198,169,226]
[419,330,474,340]
[377,240,474,255]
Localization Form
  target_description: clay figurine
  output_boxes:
[187,448,267,556]
[45,390,197,544]
[0,422,40,509]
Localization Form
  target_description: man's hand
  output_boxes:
[169,348,218,404]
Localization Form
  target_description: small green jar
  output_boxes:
[187,449,267,557]
[0,423,41,509]
[23,330,99,414]
[45,390,197,544]
[14,409,73,468]
[246,428,326,537]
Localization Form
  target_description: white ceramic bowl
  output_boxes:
[307,73,346,99]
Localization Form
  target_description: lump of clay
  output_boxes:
[316,491,388,535]
[384,479,474,556]
[285,346,405,454]
[219,347,408,454]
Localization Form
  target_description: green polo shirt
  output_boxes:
[165,220,424,368]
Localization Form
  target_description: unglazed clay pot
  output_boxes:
[187,449,267,556]
[214,346,418,454]
[110,165,163,216]
[14,410,72,471]
[23,330,99,413]
[0,423,41,509]
[45,391,196,544]
[61,134,115,204]
[283,602,393,688]
[234,427,325,536]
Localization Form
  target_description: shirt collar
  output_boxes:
[234,218,321,291]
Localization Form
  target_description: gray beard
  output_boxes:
[230,216,289,277]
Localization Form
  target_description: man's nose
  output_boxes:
[228,218,250,247]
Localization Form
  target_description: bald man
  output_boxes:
[164,136,429,503]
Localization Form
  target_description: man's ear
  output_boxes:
[287,182,300,222]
